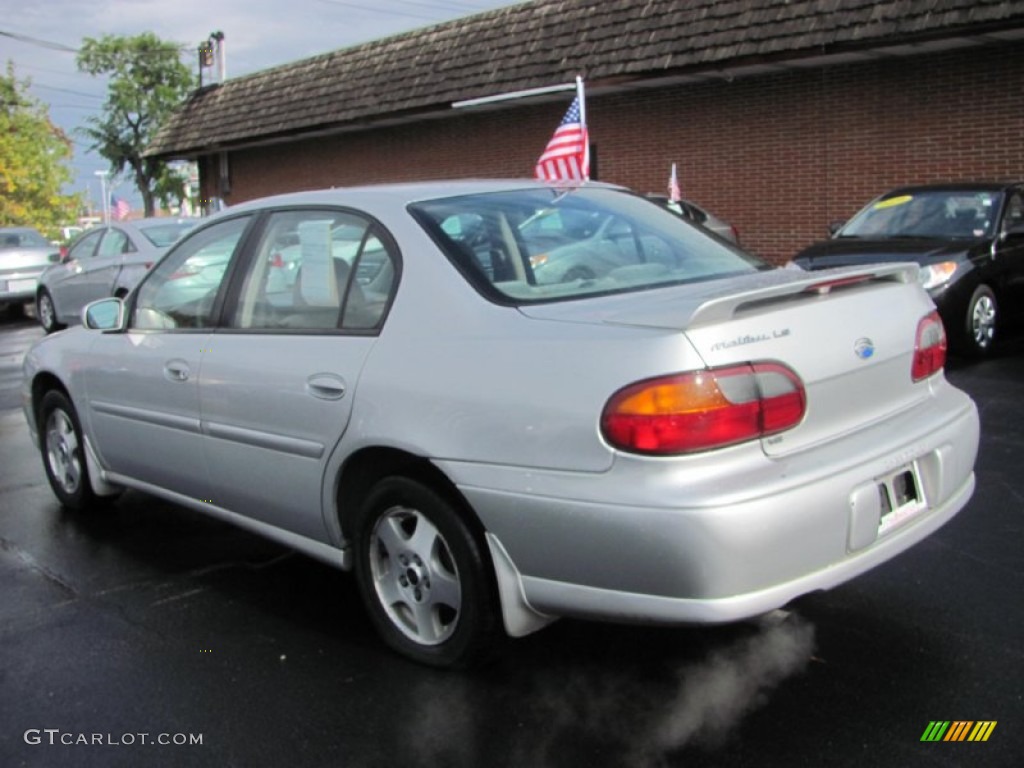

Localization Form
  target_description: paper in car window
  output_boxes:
[873,195,913,210]
[298,219,335,304]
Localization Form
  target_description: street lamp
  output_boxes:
[95,170,109,225]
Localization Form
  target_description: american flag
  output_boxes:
[111,195,130,221]
[668,163,681,203]
[535,96,589,182]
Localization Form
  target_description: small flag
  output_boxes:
[111,195,130,221]
[668,163,681,203]
[535,93,589,182]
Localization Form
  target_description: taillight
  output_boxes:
[270,252,284,268]
[912,311,946,381]
[169,264,201,280]
[601,362,806,455]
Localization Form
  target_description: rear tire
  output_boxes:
[352,476,503,667]
[960,285,997,357]
[39,390,111,511]
[37,290,64,334]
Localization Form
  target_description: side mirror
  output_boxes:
[82,298,126,332]
[828,220,846,236]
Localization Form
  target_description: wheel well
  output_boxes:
[335,447,485,542]
[30,373,70,445]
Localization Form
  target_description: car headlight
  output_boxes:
[919,261,957,290]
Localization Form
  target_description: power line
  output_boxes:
[0,28,78,53]
[31,83,105,101]
[313,0,445,21]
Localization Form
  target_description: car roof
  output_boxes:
[229,179,625,212]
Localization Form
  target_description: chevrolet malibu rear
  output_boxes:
[23,182,978,668]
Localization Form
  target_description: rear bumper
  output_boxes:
[443,381,979,626]
[0,270,45,304]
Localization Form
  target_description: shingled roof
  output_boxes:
[148,0,1024,157]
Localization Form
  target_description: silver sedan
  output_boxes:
[22,181,979,667]
[0,227,60,317]
[36,218,195,333]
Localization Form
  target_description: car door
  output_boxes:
[50,229,103,322]
[996,189,1024,298]
[81,215,254,500]
[73,227,132,308]
[198,208,399,541]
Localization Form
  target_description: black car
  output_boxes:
[791,183,1024,356]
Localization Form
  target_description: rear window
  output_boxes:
[409,187,763,304]
[139,221,195,247]
[0,229,49,248]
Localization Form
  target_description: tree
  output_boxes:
[77,33,195,217]
[0,63,80,234]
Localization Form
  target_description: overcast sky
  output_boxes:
[1,0,524,213]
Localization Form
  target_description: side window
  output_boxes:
[69,230,103,261]
[97,229,130,257]
[231,209,397,332]
[1003,193,1024,231]
[132,216,251,330]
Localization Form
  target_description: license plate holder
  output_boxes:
[878,463,927,535]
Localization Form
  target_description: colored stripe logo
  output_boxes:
[921,721,997,742]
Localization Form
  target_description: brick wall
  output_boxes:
[220,43,1023,264]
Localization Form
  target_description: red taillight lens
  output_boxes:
[169,264,201,280]
[270,252,284,268]
[912,311,946,382]
[601,362,806,455]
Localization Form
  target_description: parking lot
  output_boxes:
[1,312,1021,768]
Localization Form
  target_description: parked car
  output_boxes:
[24,180,979,667]
[646,194,740,243]
[791,183,1024,356]
[36,218,195,333]
[0,227,60,317]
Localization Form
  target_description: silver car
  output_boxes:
[36,218,195,333]
[0,227,60,316]
[23,181,979,667]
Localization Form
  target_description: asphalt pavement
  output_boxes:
[0,313,1021,768]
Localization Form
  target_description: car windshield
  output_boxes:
[839,189,1002,240]
[409,187,764,303]
[138,221,196,247]
[0,229,49,248]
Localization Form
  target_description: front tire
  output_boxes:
[37,290,64,334]
[39,390,106,511]
[960,284,997,357]
[352,477,503,667]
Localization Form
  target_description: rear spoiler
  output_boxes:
[613,263,920,331]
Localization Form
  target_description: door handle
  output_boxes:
[306,373,346,400]
[164,359,191,382]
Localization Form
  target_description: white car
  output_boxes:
[23,180,979,667]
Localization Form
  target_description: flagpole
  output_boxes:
[576,75,589,181]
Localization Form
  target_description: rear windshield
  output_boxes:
[409,187,764,304]
[139,221,195,247]
[0,229,49,248]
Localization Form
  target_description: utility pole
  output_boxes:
[95,170,110,225]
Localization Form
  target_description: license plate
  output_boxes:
[878,463,927,535]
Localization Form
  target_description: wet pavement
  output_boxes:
[0,314,1021,768]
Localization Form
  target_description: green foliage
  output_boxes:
[77,32,195,217]
[0,62,80,235]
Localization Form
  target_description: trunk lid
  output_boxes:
[521,263,937,457]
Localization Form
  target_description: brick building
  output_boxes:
[147,0,1024,263]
